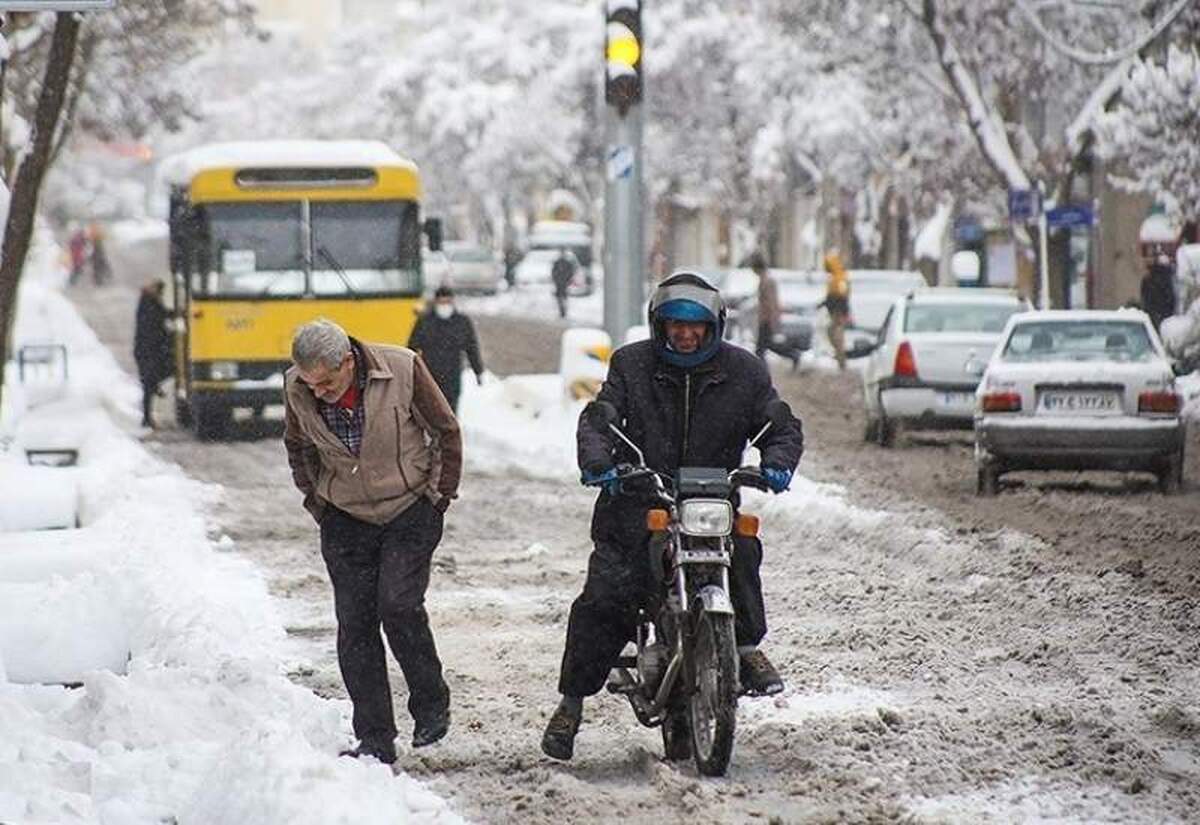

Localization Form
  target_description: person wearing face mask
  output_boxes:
[408,285,485,412]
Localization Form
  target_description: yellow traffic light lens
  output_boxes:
[606,23,640,67]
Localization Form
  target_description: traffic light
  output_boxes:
[605,0,642,114]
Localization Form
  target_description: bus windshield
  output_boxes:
[195,201,422,297]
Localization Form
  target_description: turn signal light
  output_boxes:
[646,509,670,532]
[735,514,760,537]
[894,341,917,378]
[981,392,1022,412]
[1138,390,1180,415]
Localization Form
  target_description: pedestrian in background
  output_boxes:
[408,285,485,412]
[551,249,577,319]
[133,279,173,429]
[1140,252,1176,331]
[283,319,461,765]
[89,224,112,286]
[748,253,794,366]
[68,226,89,287]
[819,252,852,371]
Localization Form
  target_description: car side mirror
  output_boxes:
[846,340,877,359]
[423,217,443,253]
[1171,360,1190,377]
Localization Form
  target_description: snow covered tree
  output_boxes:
[1095,44,1200,221]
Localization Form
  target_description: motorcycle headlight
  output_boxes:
[679,499,733,537]
[208,361,239,381]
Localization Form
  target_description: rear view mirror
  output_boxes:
[423,217,443,252]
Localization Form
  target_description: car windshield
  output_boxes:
[1001,320,1156,362]
[904,303,1019,334]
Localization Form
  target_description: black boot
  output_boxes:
[740,648,784,696]
[339,738,397,765]
[412,707,450,748]
[541,696,582,761]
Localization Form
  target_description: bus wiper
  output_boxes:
[317,245,357,295]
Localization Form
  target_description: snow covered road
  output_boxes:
[51,229,1200,823]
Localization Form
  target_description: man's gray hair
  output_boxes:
[292,318,351,369]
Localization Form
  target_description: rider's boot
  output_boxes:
[739,647,785,696]
[541,695,583,761]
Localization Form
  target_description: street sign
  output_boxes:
[606,144,634,181]
[0,1,113,8]
[1046,204,1095,230]
[1008,188,1039,222]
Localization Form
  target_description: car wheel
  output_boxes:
[877,416,897,448]
[863,414,880,443]
[976,463,1000,497]
[1158,449,1184,495]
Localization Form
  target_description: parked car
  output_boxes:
[861,288,1028,446]
[424,242,503,294]
[974,309,1186,495]
[845,269,929,350]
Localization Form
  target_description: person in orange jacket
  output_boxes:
[819,252,852,370]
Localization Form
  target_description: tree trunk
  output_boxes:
[0,12,81,411]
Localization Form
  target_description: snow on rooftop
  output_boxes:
[158,140,416,187]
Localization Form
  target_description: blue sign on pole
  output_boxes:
[1008,189,1039,222]
[1045,205,1094,230]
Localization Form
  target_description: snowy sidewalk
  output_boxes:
[0,239,464,824]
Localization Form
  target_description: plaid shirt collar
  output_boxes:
[317,343,368,456]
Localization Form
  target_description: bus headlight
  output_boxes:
[679,499,733,537]
[209,361,239,381]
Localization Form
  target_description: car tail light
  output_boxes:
[981,391,1022,412]
[1138,390,1180,415]
[894,341,917,378]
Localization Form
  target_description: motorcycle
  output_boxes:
[596,405,777,777]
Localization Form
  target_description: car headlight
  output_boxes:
[208,361,239,381]
[679,499,733,536]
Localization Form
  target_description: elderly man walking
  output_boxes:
[284,319,462,764]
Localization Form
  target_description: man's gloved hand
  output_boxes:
[581,466,620,496]
[762,466,793,494]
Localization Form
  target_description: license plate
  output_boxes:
[937,391,974,408]
[1038,391,1120,414]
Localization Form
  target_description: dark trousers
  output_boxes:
[320,498,449,745]
[557,531,767,698]
[139,375,162,426]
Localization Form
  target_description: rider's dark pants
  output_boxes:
[556,511,767,698]
[320,499,450,746]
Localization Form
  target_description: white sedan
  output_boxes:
[974,309,1186,495]
[861,288,1028,446]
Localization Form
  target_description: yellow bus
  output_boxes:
[162,140,440,438]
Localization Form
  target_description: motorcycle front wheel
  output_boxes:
[688,610,738,776]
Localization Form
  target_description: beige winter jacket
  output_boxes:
[757,272,782,333]
[284,341,462,526]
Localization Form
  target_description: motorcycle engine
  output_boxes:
[637,642,669,692]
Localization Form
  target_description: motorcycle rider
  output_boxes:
[541,271,805,761]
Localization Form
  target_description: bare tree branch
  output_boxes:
[1014,0,1197,66]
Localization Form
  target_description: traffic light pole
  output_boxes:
[603,105,644,346]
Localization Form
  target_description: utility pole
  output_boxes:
[602,0,644,345]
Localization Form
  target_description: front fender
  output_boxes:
[695,584,734,616]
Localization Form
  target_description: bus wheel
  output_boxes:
[193,401,230,441]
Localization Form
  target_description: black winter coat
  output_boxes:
[133,294,173,386]
[408,311,484,398]
[578,340,804,530]
[1141,265,1176,329]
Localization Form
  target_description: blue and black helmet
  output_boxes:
[648,271,726,368]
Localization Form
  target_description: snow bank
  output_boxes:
[0,235,464,824]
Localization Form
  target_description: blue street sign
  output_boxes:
[1008,189,1039,222]
[1046,204,1094,230]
